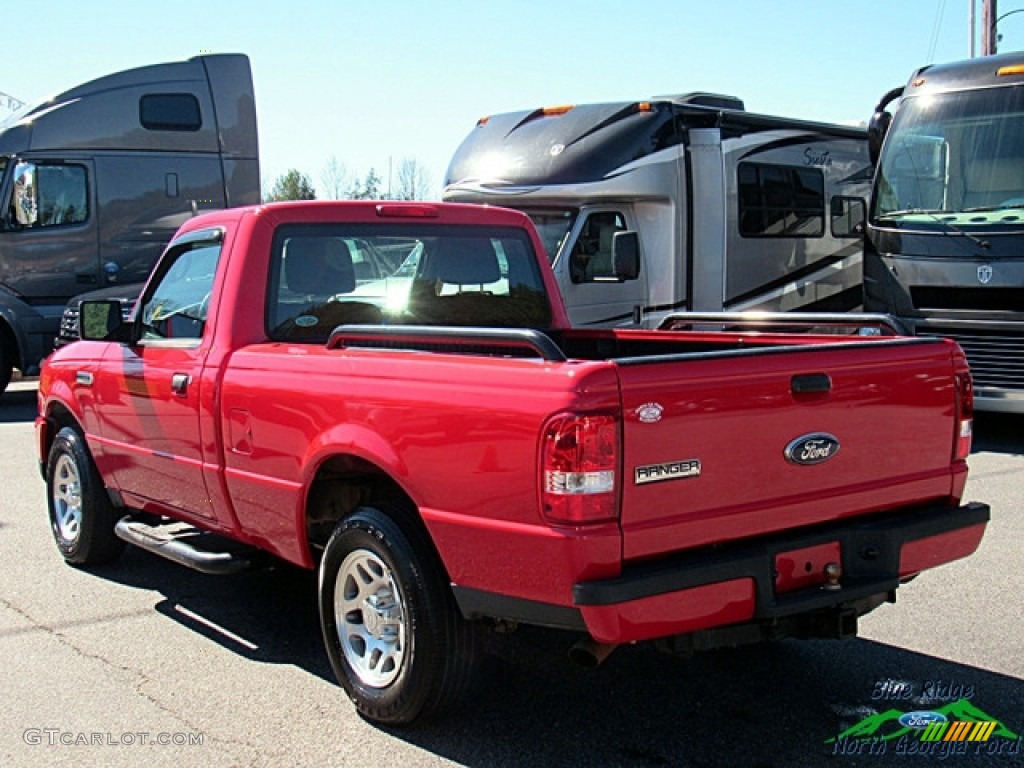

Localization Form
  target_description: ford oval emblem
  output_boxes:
[635,402,664,423]
[898,711,947,729]
[784,433,840,465]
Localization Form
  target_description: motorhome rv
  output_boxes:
[865,52,1024,412]
[444,93,871,329]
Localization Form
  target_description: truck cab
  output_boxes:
[0,53,259,394]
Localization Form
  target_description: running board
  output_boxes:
[114,516,254,575]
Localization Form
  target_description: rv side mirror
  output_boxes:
[80,300,132,343]
[612,231,640,280]
[868,86,904,166]
[867,111,891,165]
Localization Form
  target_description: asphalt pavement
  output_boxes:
[1,382,1021,767]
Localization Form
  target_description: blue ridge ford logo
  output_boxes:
[784,433,840,465]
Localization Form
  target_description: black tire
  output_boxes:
[46,426,125,566]
[319,503,479,725]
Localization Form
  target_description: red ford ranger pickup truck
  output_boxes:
[36,201,989,724]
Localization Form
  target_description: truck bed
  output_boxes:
[327,322,969,567]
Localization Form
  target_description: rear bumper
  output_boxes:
[573,501,989,643]
[453,501,990,644]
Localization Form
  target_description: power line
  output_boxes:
[928,0,948,61]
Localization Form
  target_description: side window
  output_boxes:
[8,162,88,228]
[738,162,825,237]
[830,196,866,238]
[140,93,202,132]
[139,243,221,342]
[569,211,627,283]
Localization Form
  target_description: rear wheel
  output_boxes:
[46,427,125,566]
[318,503,478,724]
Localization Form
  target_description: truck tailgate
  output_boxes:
[615,338,961,562]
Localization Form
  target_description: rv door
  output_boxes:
[555,208,647,328]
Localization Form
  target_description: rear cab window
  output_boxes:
[267,224,552,342]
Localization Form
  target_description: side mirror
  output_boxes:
[80,300,133,343]
[612,231,640,281]
[867,86,903,166]
[867,111,892,166]
[11,161,39,227]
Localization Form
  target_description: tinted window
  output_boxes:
[140,94,202,131]
[830,196,865,238]
[738,162,824,237]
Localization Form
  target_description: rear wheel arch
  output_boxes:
[304,452,432,564]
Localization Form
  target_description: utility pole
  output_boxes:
[982,0,999,55]
[970,0,977,57]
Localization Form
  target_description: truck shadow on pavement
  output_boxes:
[973,413,1024,456]
[401,632,1024,767]
[93,547,335,681]
[91,547,1023,767]
[0,387,38,424]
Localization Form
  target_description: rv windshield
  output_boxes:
[872,85,1024,232]
[523,208,577,264]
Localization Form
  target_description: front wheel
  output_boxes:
[319,503,478,725]
[46,427,125,566]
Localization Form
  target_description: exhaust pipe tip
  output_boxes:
[568,637,618,668]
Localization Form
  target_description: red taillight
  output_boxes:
[954,371,974,461]
[540,412,619,525]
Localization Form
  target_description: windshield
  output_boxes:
[872,84,1024,231]
[523,208,577,263]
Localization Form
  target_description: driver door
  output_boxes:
[92,234,221,520]
[557,208,647,327]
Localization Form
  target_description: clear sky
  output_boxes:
[4,0,1019,198]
